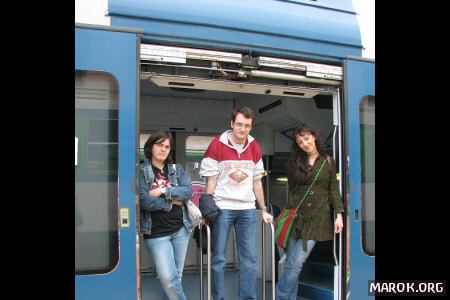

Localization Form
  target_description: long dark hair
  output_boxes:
[287,124,327,183]
[143,131,175,164]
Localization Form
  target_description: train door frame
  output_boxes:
[137,52,347,300]
[333,89,345,300]
[75,23,142,300]
[343,56,375,300]
[135,42,375,300]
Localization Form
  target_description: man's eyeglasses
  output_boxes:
[233,122,252,130]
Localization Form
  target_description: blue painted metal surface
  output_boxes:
[277,0,355,13]
[75,27,138,300]
[108,0,362,63]
[345,58,375,299]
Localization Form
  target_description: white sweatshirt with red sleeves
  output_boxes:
[199,130,265,210]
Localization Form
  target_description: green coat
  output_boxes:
[284,155,345,251]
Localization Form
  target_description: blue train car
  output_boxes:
[75,0,374,299]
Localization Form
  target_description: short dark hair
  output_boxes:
[143,131,174,163]
[231,106,254,123]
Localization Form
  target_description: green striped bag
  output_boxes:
[274,158,327,248]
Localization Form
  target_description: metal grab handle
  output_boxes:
[332,212,339,267]
[261,220,275,300]
[75,137,78,166]
[331,124,340,267]
[200,218,275,300]
[199,224,211,300]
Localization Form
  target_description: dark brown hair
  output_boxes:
[287,124,327,183]
[143,131,175,164]
[231,106,254,123]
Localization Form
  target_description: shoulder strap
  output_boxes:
[326,155,333,176]
[326,155,333,204]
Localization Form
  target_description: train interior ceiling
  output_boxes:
[138,44,341,299]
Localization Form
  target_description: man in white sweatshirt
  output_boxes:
[200,106,273,300]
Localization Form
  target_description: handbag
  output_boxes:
[171,164,203,228]
[274,158,327,248]
[186,199,203,228]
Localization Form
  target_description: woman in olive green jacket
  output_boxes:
[276,124,344,300]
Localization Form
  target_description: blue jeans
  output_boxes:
[144,226,191,300]
[211,209,258,300]
[275,238,316,300]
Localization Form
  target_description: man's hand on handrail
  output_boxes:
[261,210,273,224]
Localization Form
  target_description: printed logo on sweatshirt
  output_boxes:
[228,168,249,184]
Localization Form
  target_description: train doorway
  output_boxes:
[137,43,345,300]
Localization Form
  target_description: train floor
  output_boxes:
[141,271,314,300]
[141,270,277,300]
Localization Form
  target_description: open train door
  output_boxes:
[75,24,141,299]
[343,56,375,299]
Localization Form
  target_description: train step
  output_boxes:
[298,280,334,300]
[298,261,334,300]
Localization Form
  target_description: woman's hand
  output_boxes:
[149,187,163,197]
[335,214,344,233]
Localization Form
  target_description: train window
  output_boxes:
[359,95,375,256]
[184,135,214,182]
[184,135,215,204]
[75,70,119,274]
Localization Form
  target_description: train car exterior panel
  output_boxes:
[108,0,362,62]
[75,26,139,300]
[344,57,375,300]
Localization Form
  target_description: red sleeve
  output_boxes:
[252,140,262,163]
[202,135,220,161]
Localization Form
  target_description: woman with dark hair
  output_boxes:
[139,131,194,300]
[275,124,345,300]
